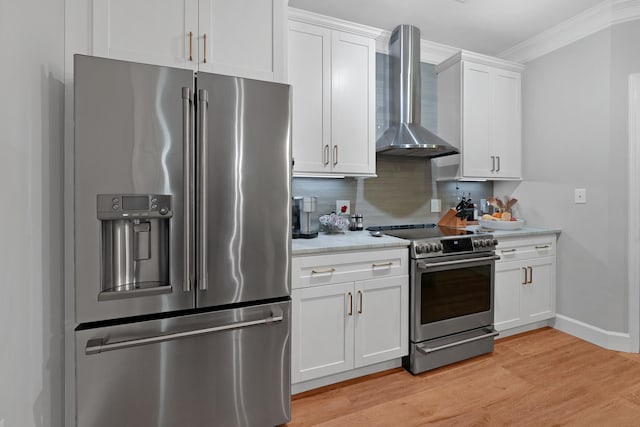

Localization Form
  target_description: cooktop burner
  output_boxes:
[366,223,474,240]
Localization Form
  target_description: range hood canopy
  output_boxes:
[376,25,458,158]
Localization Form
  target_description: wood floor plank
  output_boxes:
[285,328,640,426]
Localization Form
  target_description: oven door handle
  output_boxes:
[417,328,499,354]
[417,255,500,269]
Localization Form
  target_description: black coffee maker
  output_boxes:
[292,196,318,239]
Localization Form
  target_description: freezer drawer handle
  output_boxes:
[417,328,499,354]
[85,308,283,355]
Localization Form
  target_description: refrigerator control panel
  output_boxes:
[97,194,172,220]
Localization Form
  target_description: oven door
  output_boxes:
[410,252,496,343]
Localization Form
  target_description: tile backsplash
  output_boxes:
[292,157,493,230]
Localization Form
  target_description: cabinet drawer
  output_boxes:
[292,248,408,289]
[495,235,555,262]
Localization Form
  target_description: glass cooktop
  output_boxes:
[366,223,474,241]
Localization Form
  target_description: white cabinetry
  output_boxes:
[288,11,376,177]
[291,248,408,386]
[92,0,286,81]
[494,235,556,333]
[435,51,523,180]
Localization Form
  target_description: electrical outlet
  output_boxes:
[336,200,350,215]
[430,199,442,213]
[574,188,587,204]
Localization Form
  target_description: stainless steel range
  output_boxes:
[367,224,499,374]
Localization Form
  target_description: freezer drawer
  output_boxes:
[75,301,291,427]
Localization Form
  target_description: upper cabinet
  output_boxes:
[92,0,286,82]
[434,51,524,180]
[288,10,377,177]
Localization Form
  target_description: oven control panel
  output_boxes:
[412,236,497,258]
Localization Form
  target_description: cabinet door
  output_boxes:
[353,276,408,368]
[461,61,491,178]
[291,284,355,383]
[494,260,524,331]
[288,21,331,175]
[198,0,285,81]
[492,69,521,179]
[522,257,555,323]
[93,0,198,69]
[330,31,376,175]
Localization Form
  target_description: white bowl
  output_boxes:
[478,219,525,230]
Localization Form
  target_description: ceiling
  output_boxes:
[287,0,605,56]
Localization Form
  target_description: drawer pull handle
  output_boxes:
[358,290,363,314]
[522,267,528,285]
[501,249,517,253]
[528,266,533,284]
[311,267,336,274]
[372,262,393,268]
[348,292,353,316]
[535,245,550,249]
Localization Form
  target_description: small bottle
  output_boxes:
[355,214,364,231]
[349,214,358,231]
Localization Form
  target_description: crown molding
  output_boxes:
[436,50,525,74]
[288,7,459,64]
[499,0,640,63]
[288,8,384,39]
[614,0,640,24]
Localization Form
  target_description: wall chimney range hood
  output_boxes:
[376,25,458,158]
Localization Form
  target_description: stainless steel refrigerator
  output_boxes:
[72,55,291,427]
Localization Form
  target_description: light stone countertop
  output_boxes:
[291,225,561,256]
[292,230,410,256]
[466,225,562,239]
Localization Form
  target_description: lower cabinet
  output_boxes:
[494,235,556,332]
[291,249,408,385]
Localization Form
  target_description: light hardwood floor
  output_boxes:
[285,328,640,426]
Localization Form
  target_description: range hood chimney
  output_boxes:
[376,25,458,158]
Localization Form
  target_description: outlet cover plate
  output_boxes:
[430,199,442,213]
[336,200,350,215]
[574,188,587,204]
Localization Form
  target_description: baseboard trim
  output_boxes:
[292,359,402,395]
[496,319,556,339]
[554,314,632,352]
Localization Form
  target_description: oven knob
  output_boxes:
[434,243,442,252]
[415,244,424,254]
[486,239,495,247]
[493,239,499,247]
[473,240,480,248]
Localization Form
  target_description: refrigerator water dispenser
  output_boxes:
[97,194,173,300]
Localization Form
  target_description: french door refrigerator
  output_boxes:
[72,55,292,427]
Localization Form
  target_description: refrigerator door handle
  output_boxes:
[85,307,284,355]
[182,87,193,292]
[197,89,209,291]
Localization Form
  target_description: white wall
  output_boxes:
[0,0,65,426]
[496,26,632,334]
